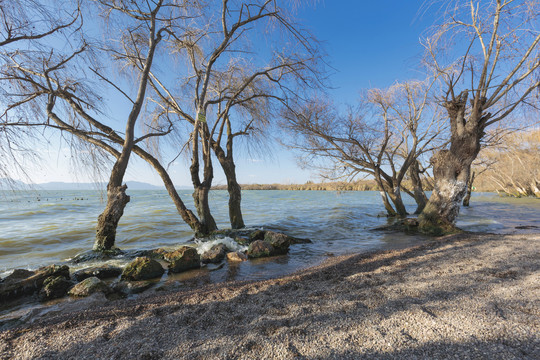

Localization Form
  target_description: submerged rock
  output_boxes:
[3,269,35,283]
[248,240,274,258]
[68,277,111,297]
[112,280,154,296]
[201,244,228,264]
[226,251,248,262]
[264,231,291,255]
[39,276,72,301]
[0,265,70,303]
[70,249,123,264]
[122,257,164,281]
[72,265,123,282]
[168,247,200,273]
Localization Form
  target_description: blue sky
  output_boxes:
[27,1,434,187]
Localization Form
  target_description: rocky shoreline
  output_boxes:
[0,229,310,319]
[0,232,538,359]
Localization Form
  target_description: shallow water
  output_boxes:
[0,190,539,283]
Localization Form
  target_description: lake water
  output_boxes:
[1,190,539,282]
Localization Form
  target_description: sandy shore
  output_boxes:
[1,232,538,359]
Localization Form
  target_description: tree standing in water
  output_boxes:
[418,0,540,234]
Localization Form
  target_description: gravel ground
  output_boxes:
[0,232,538,360]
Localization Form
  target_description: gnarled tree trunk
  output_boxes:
[95,183,130,250]
[419,91,485,234]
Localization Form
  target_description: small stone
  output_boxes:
[226,251,248,262]
[248,240,274,258]
[168,247,200,273]
[201,244,228,264]
[121,257,164,281]
[68,277,110,297]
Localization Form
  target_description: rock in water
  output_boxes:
[248,240,274,258]
[168,247,201,273]
[39,276,72,301]
[264,231,291,255]
[72,265,123,282]
[0,265,70,303]
[68,277,111,297]
[121,257,164,281]
[112,280,154,296]
[226,251,248,262]
[201,244,228,264]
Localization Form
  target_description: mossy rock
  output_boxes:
[168,247,200,273]
[201,244,228,264]
[264,231,291,255]
[68,277,111,297]
[248,240,274,258]
[39,276,72,301]
[121,257,164,281]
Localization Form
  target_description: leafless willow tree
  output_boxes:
[146,0,324,233]
[0,0,81,184]
[418,0,540,233]
[1,0,206,250]
[283,79,446,217]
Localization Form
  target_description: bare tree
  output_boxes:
[0,0,81,184]
[283,79,445,217]
[418,0,540,233]
[147,0,323,233]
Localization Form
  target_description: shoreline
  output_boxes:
[1,232,539,359]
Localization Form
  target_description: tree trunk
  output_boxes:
[409,159,428,214]
[419,91,485,235]
[462,171,476,207]
[388,186,408,217]
[94,184,130,251]
[190,120,217,236]
[192,185,217,235]
[223,162,244,229]
[212,140,245,229]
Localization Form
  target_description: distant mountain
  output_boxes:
[0,178,165,190]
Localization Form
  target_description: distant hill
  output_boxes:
[0,178,165,190]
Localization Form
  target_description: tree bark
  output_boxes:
[462,171,476,207]
[211,132,245,229]
[190,120,217,236]
[220,159,244,229]
[409,159,428,214]
[192,185,217,235]
[419,91,485,234]
[94,184,130,250]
